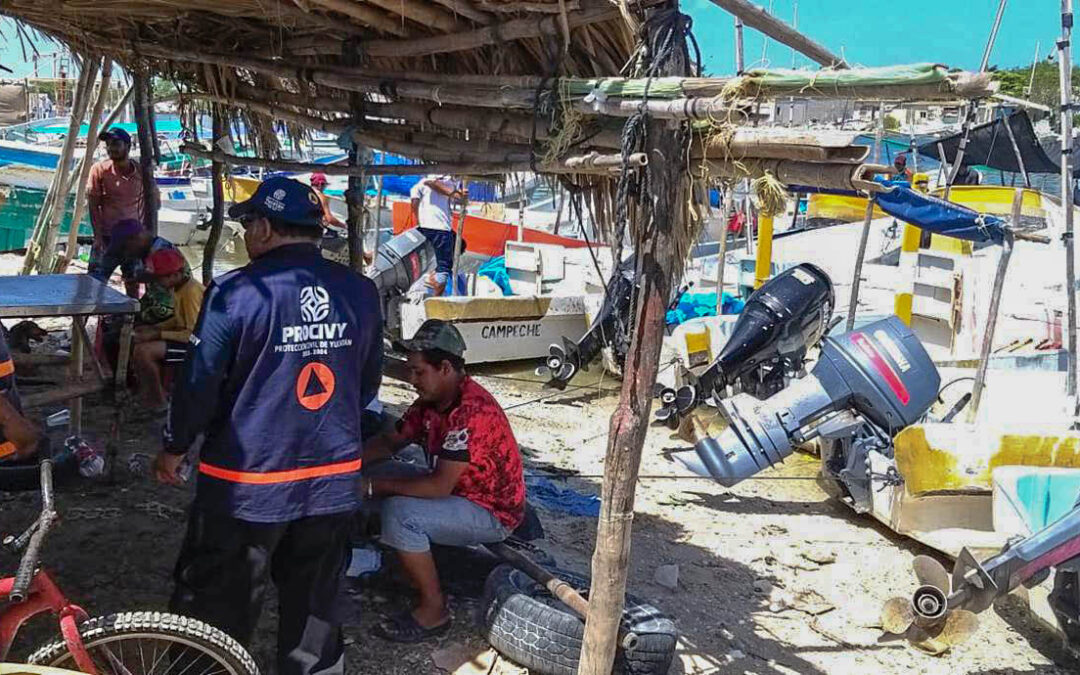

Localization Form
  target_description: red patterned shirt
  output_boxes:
[398,376,525,530]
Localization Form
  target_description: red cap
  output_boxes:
[310,172,328,187]
[147,248,186,276]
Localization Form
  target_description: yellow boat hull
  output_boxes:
[806,185,1048,227]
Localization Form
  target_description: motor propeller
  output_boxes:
[536,339,581,390]
[653,384,699,429]
[880,555,980,655]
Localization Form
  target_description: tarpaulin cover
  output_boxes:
[916,111,1059,175]
[874,184,1007,244]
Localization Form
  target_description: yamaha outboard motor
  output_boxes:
[539,257,635,389]
[368,228,437,298]
[677,316,939,503]
[656,263,835,426]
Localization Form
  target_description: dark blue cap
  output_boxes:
[99,127,131,144]
[228,176,323,229]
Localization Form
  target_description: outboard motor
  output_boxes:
[539,257,635,389]
[368,228,437,298]
[656,263,835,426]
[677,316,940,506]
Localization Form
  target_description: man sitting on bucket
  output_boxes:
[362,319,525,643]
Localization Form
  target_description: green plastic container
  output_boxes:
[0,185,92,252]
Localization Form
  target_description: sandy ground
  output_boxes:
[1,350,1076,675]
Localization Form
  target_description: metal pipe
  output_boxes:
[846,195,876,331]
[1061,0,1078,398]
[967,190,1022,423]
[715,186,734,314]
[980,0,1009,73]
[734,17,745,74]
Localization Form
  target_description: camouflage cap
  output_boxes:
[393,319,466,357]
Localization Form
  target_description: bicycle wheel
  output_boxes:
[28,611,259,675]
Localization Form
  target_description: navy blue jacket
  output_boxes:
[0,329,22,456]
[165,243,383,522]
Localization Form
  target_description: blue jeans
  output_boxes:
[381,495,509,553]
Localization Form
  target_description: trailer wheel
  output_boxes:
[478,564,676,675]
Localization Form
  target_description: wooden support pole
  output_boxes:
[132,71,157,236]
[715,186,734,313]
[734,17,745,74]
[577,7,690,674]
[24,56,98,275]
[202,106,227,286]
[347,145,366,272]
[846,195,877,331]
[61,57,114,272]
[706,0,844,68]
[1060,0,1078,398]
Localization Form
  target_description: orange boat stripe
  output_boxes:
[0,441,16,460]
[198,458,362,484]
[0,359,14,378]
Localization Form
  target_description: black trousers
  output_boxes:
[169,507,353,675]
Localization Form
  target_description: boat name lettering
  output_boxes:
[480,323,542,339]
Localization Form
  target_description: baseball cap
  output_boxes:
[393,319,466,358]
[894,154,907,166]
[310,172,328,187]
[146,248,186,276]
[99,127,131,144]
[228,176,323,229]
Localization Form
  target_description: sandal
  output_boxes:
[372,610,451,643]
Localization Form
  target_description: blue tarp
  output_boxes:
[477,256,514,296]
[666,291,745,326]
[874,184,1007,245]
[788,182,1007,245]
[526,476,601,517]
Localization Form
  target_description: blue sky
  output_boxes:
[682,0,1062,75]
[0,2,1069,77]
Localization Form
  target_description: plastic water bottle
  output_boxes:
[65,436,104,478]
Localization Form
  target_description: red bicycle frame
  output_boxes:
[0,568,95,673]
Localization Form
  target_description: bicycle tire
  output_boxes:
[27,611,259,675]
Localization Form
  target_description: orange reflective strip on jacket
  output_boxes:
[0,441,16,460]
[198,457,362,485]
[0,359,14,378]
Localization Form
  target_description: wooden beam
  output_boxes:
[362,0,465,33]
[132,71,158,236]
[181,143,638,175]
[306,0,410,36]
[577,7,691,673]
[707,0,844,68]
[361,5,619,57]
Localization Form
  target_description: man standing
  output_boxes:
[410,176,465,295]
[154,177,383,675]
[892,154,913,182]
[87,127,160,277]
[363,320,524,642]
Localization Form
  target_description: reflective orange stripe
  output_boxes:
[0,359,13,378]
[0,441,16,460]
[198,458,362,485]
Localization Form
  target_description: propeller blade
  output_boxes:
[913,555,951,593]
[674,385,698,414]
[881,597,915,635]
[535,366,551,378]
[938,609,979,647]
[909,624,950,656]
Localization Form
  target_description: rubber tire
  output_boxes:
[28,611,260,675]
[479,564,677,675]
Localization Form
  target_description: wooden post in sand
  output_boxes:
[577,6,691,673]
[202,106,227,286]
[132,71,158,236]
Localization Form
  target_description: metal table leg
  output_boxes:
[69,316,86,435]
